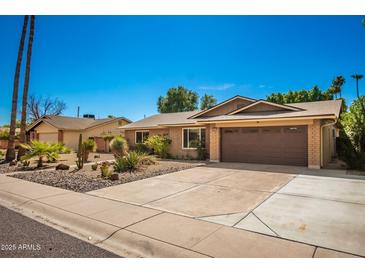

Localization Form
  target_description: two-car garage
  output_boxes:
[221,125,308,166]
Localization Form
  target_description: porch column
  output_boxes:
[209,124,220,162]
[308,120,321,169]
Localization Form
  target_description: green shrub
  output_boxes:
[0,150,4,159]
[100,162,112,178]
[82,139,96,162]
[20,141,70,167]
[144,135,171,158]
[134,143,151,154]
[91,162,98,171]
[0,130,9,140]
[190,140,208,160]
[110,136,128,158]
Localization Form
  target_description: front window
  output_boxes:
[135,131,149,143]
[183,128,206,149]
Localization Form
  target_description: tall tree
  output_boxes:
[200,94,217,110]
[328,76,346,98]
[351,74,363,98]
[157,86,198,113]
[18,15,35,160]
[27,95,67,121]
[5,16,29,162]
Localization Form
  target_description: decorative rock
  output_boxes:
[109,173,119,181]
[55,163,70,170]
[9,160,17,166]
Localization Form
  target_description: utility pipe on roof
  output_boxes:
[320,119,337,168]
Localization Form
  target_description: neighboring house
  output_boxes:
[27,115,131,152]
[122,95,342,169]
[0,127,20,149]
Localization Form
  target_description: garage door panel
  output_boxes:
[221,126,308,166]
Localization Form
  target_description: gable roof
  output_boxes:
[188,95,255,119]
[122,111,199,129]
[228,100,304,115]
[122,98,342,130]
[195,100,342,123]
[27,115,132,131]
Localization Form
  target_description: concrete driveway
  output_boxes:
[88,162,365,257]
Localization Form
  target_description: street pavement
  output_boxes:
[0,205,119,258]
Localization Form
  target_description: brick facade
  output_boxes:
[209,125,220,162]
[308,119,321,169]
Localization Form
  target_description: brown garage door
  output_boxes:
[221,126,308,166]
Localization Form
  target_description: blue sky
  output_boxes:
[0,15,364,124]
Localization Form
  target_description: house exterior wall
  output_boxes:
[29,119,130,152]
[34,122,58,134]
[124,126,210,159]
[84,120,128,139]
[63,131,83,151]
[200,98,252,117]
[308,119,321,169]
[322,124,336,167]
[124,118,328,169]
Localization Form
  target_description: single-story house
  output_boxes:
[122,95,342,169]
[27,115,131,152]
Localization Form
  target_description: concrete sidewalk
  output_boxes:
[0,174,360,258]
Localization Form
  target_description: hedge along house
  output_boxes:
[27,115,131,152]
[122,95,342,169]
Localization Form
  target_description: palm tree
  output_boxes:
[18,16,35,160]
[351,74,363,98]
[5,16,29,162]
[333,76,346,98]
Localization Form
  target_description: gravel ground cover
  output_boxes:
[10,161,201,193]
[0,152,115,174]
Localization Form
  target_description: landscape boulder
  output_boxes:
[110,173,119,181]
[55,164,70,170]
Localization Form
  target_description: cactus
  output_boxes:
[75,134,84,169]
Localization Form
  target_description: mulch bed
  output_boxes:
[9,161,200,193]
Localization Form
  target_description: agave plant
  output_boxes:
[20,141,70,167]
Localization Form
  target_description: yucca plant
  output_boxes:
[138,152,157,165]
[20,141,70,167]
[113,151,142,173]
[110,136,128,158]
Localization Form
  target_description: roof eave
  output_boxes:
[196,114,338,124]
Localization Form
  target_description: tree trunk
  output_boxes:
[6,16,29,162]
[18,15,35,160]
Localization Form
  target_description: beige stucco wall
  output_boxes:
[63,131,83,151]
[34,122,58,133]
[125,126,210,159]
[31,119,130,152]
[84,120,127,139]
